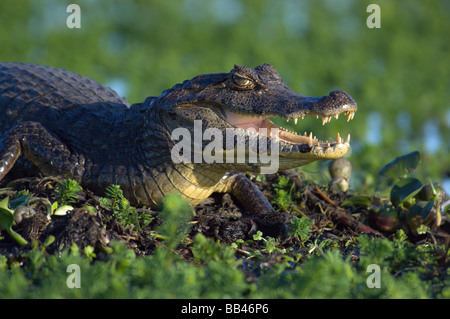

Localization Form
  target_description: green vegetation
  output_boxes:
[0,192,448,298]
[99,185,154,232]
[0,197,28,246]
[54,179,82,206]
[345,151,447,235]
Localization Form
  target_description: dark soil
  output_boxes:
[0,171,448,259]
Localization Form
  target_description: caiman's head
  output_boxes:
[156,63,357,172]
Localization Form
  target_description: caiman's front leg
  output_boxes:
[215,171,289,237]
[215,171,274,215]
[0,121,84,181]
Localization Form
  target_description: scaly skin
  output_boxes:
[0,62,357,216]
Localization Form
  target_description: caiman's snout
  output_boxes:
[322,90,357,115]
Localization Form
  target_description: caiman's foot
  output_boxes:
[215,171,275,215]
[251,212,290,238]
[215,171,290,237]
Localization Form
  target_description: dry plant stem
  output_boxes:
[314,185,381,235]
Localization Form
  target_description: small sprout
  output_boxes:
[288,216,312,241]
[272,176,295,210]
[101,185,154,232]
[263,236,279,254]
[252,230,264,241]
[43,235,55,247]
[54,179,82,206]
[84,245,97,261]
[393,229,408,242]
[328,158,352,192]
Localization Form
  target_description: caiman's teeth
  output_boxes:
[346,133,351,143]
[294,118,298,125]
[335,114,339,120]
[336,132,341,143]
[346,112,355,122]
[286,118,289,122]
[322,117,328,125]
[301,114,305,120]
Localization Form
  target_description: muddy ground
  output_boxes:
[0,170,448,262]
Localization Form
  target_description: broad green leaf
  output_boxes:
[0,196,12,212]
[390,177,422,206]
[378,151,421,178]
[0,197,28,246]
[0,207,14,231]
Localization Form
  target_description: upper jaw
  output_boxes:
[219,92,356,148]
[267,89,357,121]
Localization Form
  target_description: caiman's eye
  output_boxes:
[231,73,254,89]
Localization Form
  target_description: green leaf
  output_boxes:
[342,195,372,208]
[54,179,82,205]
[288,216,312,241]
[0,196,12,212]
[0,206,14,230]
[405,201,434,234]
[0,197,28,246]
[416,182,439,202]
[43,235,55,247]
[390,178,422,206]
[378,151,421,178]
[81,205,97,214]
[9,194,32,209]
[53,205,74,216]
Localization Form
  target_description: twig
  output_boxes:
[314,185,339,208]
[314,185,381,236]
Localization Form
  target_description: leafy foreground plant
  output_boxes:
[344,151,448,236]
[1,193,448,298]
[1,235,447,298]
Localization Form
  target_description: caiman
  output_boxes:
[0,62,356,220]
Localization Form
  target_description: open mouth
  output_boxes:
[222,108,355,148]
